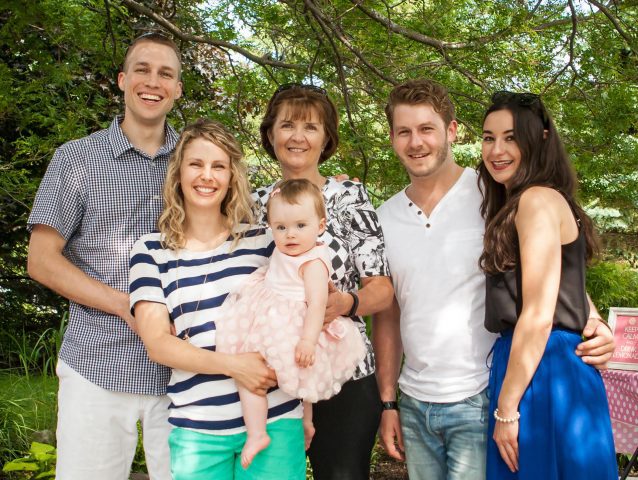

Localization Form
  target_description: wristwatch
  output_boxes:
[381,401,399,411]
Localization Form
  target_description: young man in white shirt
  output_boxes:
[373,79,615,480]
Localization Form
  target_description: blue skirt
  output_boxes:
[487,329,617,480]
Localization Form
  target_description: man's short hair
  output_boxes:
[122,32,182,74]
[385,79,456,129]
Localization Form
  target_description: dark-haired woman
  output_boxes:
[478,92,616,480]
[254,84,394,479]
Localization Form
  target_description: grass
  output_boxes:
[0,372,148,477]
[0,372,634,478]
[0,372,57,462]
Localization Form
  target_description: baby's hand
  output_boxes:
[295,339,316,368]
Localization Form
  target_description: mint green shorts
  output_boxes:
[169,418,306,479]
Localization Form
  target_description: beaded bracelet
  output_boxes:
[493,408,520,423]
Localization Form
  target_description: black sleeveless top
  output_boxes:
[484,207,589,334]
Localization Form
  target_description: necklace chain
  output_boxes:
[175,229,229,340]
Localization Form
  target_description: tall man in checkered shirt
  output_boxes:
[27,33,182,480]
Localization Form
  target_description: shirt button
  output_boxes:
[408,202,413,207]
[426,223,431,228]
[417,211,422,215]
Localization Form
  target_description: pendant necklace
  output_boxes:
[176,229,229,341]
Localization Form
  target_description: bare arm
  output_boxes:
[28,224,135,331]
[325,276,394,322]
[134,300,276,395]
[494,188,566,472]
[297,259,330,367]
[372,296,405,460]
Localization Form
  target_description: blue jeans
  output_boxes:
[399,389,488,480]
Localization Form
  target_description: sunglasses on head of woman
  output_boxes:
[491,91,541,106]
[491,91,549,127]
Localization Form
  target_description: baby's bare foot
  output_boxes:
[241,432,271,469]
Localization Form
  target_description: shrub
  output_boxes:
[587,260,638,318]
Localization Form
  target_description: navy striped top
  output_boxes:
[129,226,302,434]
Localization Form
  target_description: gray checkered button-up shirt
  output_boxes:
[27,117,177,395]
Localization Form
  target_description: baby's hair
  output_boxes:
[266,178,326,222]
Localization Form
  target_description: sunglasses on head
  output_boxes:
[491,91,549,127]
[274,83,327,96]
[491,91,540,107]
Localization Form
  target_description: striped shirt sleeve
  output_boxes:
[129,234,167,314]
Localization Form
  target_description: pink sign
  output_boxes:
[609,308,638,371]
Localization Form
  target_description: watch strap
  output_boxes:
[346,291,359,318]
[381,401,399,411]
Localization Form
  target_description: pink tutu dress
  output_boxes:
[216,244,365,403]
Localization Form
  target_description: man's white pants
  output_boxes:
[56,360,172,480]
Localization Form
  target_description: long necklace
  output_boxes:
[176,229,229,340]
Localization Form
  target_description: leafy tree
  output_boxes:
[1,0,637,356]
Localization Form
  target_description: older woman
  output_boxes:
[129,119,306,479]
[254,84,394,479]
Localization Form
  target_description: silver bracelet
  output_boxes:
[494,408,520,423]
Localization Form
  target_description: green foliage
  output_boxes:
[0,0,124,352]
[0,374,152,475]
[0,374,57,462]
[132,421,147,474]
[586,261,638,318]
[2,312,66,377]
[1,0,638,408]
[2,442,56,479]
[584,199,630,233]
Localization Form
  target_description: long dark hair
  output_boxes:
[478,93,598,274]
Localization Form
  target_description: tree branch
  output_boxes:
[350,1,488,91]
[119,0,304,70]
[304,0,371,183]
[352,0,599,51]
[303,0,397,85]
[351,0,448,50]
[542,0,578,93]
[587,0,637,55]
[102,0,118,63]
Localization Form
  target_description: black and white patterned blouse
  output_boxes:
[253,177,390,379]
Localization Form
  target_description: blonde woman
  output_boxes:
[129,119,305,479]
